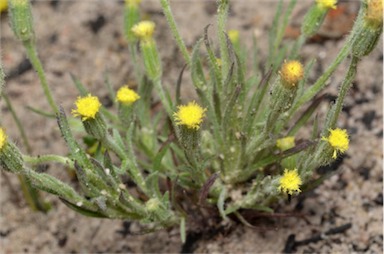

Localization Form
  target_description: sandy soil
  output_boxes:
[0,1,382,253]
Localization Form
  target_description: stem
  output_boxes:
[2,93,32,153]
[217,0,230,82]
[129,44,143,83]
[245,132,265,158]
[17,173,50,212]
[23,154,74,168]
[104,134,128,161]
[1,93,50,212]
[290,33,306,58]
[329,56,359,129]
[154,79,173,118]
[160,0,190,65]
[289,41,350,116]
[23,41,58,113]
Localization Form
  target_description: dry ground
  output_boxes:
[0,1,382,253]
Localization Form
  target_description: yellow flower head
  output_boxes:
[72,94,101,121]
[279,168,302,195]
[174,101,207,130]
[0,0,8,13]
[131,21,155,41]
[316,0,337,10]
[0,128,7,151]
[228,29,240,43]
[321,128,349,159]
[280,60,304,88]
[365,0,383,28]
[276,136,295,151]
[116,86,140,105]
[125,0,141,7]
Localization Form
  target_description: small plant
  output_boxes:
[0,0,382,241]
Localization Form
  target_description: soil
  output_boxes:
[0,0,383,253]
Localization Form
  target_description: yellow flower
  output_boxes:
[0,0,8,13]
[316,0,337,10]
[228,29,239,43]
[174,101,207,130]
[116,86,140,105]
[279,168,302,195]
[72,94,101,121]
[276,136,295,151]
[0,128,7,151]
[322,128,349,159]
[365,0,383,28]
[131,21,155,41]
[280,60,304,88]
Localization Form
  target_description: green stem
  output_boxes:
[329,56,359,129]
[2,93,32,153]
[102,134,148,195]
[217,0,230,83]
[1,93,50,213]
[287,39,351,118]
[103,134,128,160]
[18,173,50,212]
[129,44,143,83]
[23,41,58,113]
[17,174,37,211]
[154,79,173,118]
[290,33,306,58]
[23,154,74,168]
[160,0,190,65]
[245,134,264,158]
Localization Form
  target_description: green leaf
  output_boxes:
[26,105,55,118]
[287,95,323,136]
[113,128,127,153]
[60,198,107,218]
[153,143,170,172]
[103,71,116,108]
[145,171,161,198]
[180,217,186,243]
[70,73,88,96]
[56,107,93,170]
[190,38,206,90]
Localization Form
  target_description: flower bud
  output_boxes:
[116,86,140,127]
[276,136,295,151]
[82,114,107,140]
[132,20,155,41]
[72,94,106,139]
[228,29,239,44]
[124,0,141,43]
[8,0,35,42]
[0,128,24,173]
[302,0,337,37]
[174,101,206,151]
[351,0,383,57]
[364,0,383,29]
[265,61,303,130]
[280,60,304,88]
[132,21,162,80]
[116,86,140,106]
